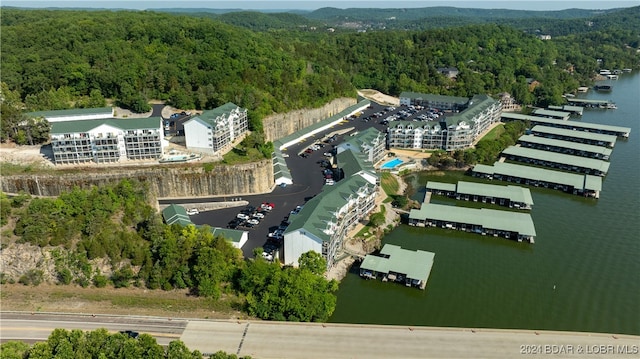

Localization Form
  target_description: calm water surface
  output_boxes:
[330,72,640,335]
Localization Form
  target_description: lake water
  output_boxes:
[330,72,640,335]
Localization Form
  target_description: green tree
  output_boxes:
[298,251,327,275]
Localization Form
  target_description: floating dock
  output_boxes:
[472,161,601,198]
[565,98,616,108]
[501,113,630,138]
[530,125,617,148]
[426,180,533,209]
[359,244,435,290]
[518,134,612,160]
[409,203,536,243]
[502,146,610,176]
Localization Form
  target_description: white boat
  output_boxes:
[607,74,619,80]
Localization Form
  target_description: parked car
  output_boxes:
[237,213,250,220]
[247,218,260,225]
[186,208,199,215]
[282,153,290,157]
[253,212,265,219]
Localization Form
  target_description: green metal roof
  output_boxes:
[336,148,376,178]
[276,100,371,149]
[502,113,630,136]
[284,173,376,242]
[399,92,469,106]
[50,117,162,134]
[409,203,536,236]
[532,108,570,120]
[162,204,193,226]
[426,181,457,192]
[26,107,113,119]
[211,227,245,243]
[502,146,610,174]
[472,162,602,192]
[387,121,441,131]
[518,134,613,157]
[339,127,385,154]
[191,102,244,128]
[444,94,498,127]
[360,244,435,282]
[532,125,617,145]
[455,181,534,205]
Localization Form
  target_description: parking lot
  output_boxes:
[163,101,442,260]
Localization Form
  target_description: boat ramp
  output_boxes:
[501,146,610,176]
[425,180,533,210]
[359,244,435,290]
[502,113,631,138]
[472,161,601,198]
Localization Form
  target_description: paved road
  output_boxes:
[159,102,393,259]
[3,313,638,358]
[0,312,186,346]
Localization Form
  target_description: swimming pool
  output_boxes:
[381,158,404,169]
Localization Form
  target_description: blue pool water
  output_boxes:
[381,158,404,169]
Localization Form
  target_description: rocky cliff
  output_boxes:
[262,98,356,142]
[0,160,273,198]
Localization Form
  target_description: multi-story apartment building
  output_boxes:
[284,149,379,270]
[49,117,164,164]
[183,103,248,154]
[389,94,502,151]
[336,127,386,165]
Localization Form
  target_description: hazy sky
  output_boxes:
[3,0,639,11]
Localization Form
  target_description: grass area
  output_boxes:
[479,123,505,142]
[0,163,58,176]
[222,147,266,165]
[0,283,248,319]
[380,172,399,196]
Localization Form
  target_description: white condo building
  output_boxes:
[184,103,248,154]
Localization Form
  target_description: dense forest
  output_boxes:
[1,7,638,138]
[0,180,338,322]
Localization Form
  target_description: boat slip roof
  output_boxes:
[532,108,570,120]
[409,203,536,236]
[502,146,610,174]
[426,181,534,205]
[360,244,435,282]
[472,162,602,192]
[518,135,613,157]
[502,113,630,136]
[531,125,617,146]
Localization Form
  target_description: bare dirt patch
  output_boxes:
[357,89,400,106]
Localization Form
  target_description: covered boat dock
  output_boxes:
[359,244,435,290]
[530,125,617,148]
[501,146,610,176]
[426,180,533,209]
[517,134,612,160]
[409,203,536,243]
[501,113,630,138]
[472,162,602,198]
[532,108,571,121]
[548,105,584,116]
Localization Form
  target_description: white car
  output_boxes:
[253,212,265,219]
[261,252,273,261]
[186,208,199,215]
[247,219,260,225]
[325,179,335,186]
[282,153,290,158]
[237,213,250,220]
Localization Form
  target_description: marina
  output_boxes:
[425,180,533,209]
[517,134,612,160]
[502,113,630,138]
[547,105,584,116]
[530,125,617,148]
[409,202,537,243]
[501,146,610,176]
[472,161,602,198]
[531,108,571,120]
[565,97,617,109]
[359,244,435,290]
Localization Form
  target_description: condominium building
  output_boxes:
[336,127,386,165]
[284,149,379,270]
[184,103,248,154]
[49,117,164,164]
[389,94,502,151]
